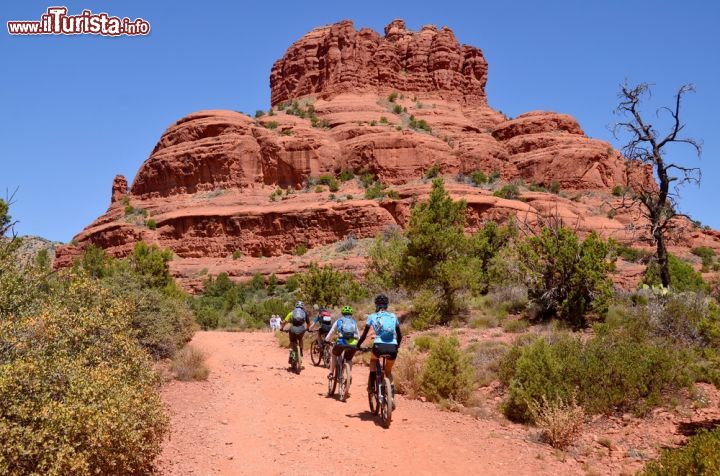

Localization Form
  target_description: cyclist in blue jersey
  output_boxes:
[357,294,402,393]
[325,305,359,380]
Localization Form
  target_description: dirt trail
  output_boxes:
[158,331,582,475]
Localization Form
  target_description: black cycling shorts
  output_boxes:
[372,343,398,360]
[332,344,357,360]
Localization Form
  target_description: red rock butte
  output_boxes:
[55,19,719,290]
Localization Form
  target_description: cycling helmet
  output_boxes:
[295,301,304,308]
[341,305,353,315]
[374,294,389,310]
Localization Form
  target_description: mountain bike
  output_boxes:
[359,348,393,428]
[309,330,331,368]
[327,345,355,402]
[286,329,305,374]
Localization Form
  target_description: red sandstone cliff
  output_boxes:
[55,19,718,290]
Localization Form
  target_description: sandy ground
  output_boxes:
[158,331,584,476]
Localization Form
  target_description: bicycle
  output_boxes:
[327,346,355,402]
[309,330,331,368]
[358,348,393,428]
[285,329,305,374]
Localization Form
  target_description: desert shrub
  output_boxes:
[264,121,278,130]
[691,246,716,271]
[364,182,386,199]
[493,184,520,200]
[392,104,403,114]
[548,180,561,194]
[146,218,157,229]
[501,333,693,423]
[424,164,440,179]
[285,274,300,292]
[232,250,242,260]
[0,272,168,475]
[171,345,210,381]
[387,91,398,102]
[413,334,438,352]
[420,336,475,403]
[410,290,442,330]
[530,394,585,449]
[358,172,375,188]
[641,427,720,475]
[250,273,265,291]
[125,241,174,289]
[617,244,652,263]
[393,349,425,399]
[102,270,195,359]
[409,115,431,132]
[317,174,339,191]
[467,340,509,386]
[299,263,366,307]
[643,254,709,293]
[469,220,518,294]
[379,116,388,124]
[518,228,614,328]
[335,234,357,252]
[502,318,529,333]
[386,190,400,199]
[294,243,308,256]
[338,170,355,182]
[470,170,488,185]
[255,110,265,118]
[486,284,528,314]
[612,185,624,196]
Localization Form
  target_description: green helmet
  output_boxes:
[341,305,353,315]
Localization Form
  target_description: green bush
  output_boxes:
[255,110,265,118]
[232,250,242,260]
[424,165,440,179]
[410,290,442,330]
[518,228,614,327]
[338,170,355,182]
[412,334,438,352]
[643,254,709,293]
[102,270,196,359]
[470,170,488,186]
[365,182,386,200]
[420,336,475,403]
[548,180,561,194]
[612,185,624,196]
[392,104,403,114]
[299,263,366,307]
[388,91,398,102]
[642,428,720,475]
[493,184,520,200]
[366,228,408,291]
[146,218,157,230]
[691,246,716,271]
[0,271,168,475]
[617,244,652,263]
[501,332,693,423]
[264,121,278,130]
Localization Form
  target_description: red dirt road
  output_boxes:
[158,332,582,475]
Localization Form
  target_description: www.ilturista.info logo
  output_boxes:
[7,7,150,36]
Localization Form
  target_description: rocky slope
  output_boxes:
[55,19,719,290]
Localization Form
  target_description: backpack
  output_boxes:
[319,312,333,331]
[340,317,357,340]
[291,307,306,326]
[373,311,397,342]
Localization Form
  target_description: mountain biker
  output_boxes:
[324,305,359,385]
[309,307,333,349]
[281,301,310,365]
[357,294,402,395]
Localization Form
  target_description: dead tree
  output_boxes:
[613,82,702,288]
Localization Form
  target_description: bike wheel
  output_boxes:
[368,382,379,415]
[327,370,337,397]
[340,362,351,402]
[310,341,321,366]
[381,377,393,428]
[322,345,331,368]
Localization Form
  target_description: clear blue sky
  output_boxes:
[2,0,718,242]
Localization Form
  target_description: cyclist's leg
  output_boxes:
[289,332,298,363]
[368,347,379,391]
[330,344,342,376]
[298,331,306,356]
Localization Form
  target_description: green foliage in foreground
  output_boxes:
[0,248,168,474]
[642,427,720,475]
[299,263,366,307]
[420,336,475,403]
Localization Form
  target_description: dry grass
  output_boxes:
[171,345,210,381]
[393,349,426,399]
[531,394,585,449]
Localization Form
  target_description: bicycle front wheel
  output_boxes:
[310,341,321,366]
[327,370,337,397]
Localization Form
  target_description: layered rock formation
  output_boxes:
[55,19,719,289]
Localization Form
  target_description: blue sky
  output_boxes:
[1,0,718,242]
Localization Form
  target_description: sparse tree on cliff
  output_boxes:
[613,82,702,288]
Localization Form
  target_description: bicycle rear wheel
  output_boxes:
[322,345,331,368]
[310,340,321,366]
[327,368,337,397]
[381,377,393,428]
